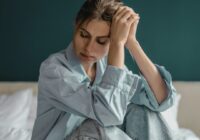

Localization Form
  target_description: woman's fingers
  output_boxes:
[117,7,130,19]
[110,6,140,46]
[129,14,140,22]
[114,6,139,24]
[127,15,139,24]
[114,6,126,18]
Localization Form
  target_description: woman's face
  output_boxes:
[73,19,110,65]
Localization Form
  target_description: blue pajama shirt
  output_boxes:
[31,42,176,140]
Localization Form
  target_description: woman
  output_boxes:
[31,0,176,140]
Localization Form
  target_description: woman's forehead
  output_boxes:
[78,19,110,37]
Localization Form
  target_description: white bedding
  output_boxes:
[0,87,199,140]
[175,128,200,140]
[0,88,34,140]
[0,88,32,129]
[0,127,32,140]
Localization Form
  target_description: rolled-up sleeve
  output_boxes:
[94,65,140,124]
[127,64,177,112]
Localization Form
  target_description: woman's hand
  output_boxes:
[110,6,140,48]
[108,6,140,69]
[126,10,140,46]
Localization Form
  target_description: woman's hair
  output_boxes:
[75,0,123,28]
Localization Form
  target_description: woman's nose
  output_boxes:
[85,40,94,52]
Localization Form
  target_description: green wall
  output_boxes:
[0,0,200,81]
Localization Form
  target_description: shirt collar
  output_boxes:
[65,42,80,67]
[65,42,105,84]
[65,42,86,78]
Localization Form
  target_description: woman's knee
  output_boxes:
[122,103,174,140]
[66,119,106,140]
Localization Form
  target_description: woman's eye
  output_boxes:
[80,31,89,38]
[97,41,106,45]
[97,39,108,45]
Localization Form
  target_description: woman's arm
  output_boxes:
[108,6,137,69]
[125,8,168,104]
[38,56,140,127]
[126,40,168,104]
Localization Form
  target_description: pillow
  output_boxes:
[161,93,181,131]
[0,88,33,129]
[0,126,32,140]
[26,93,37,129]
[174,128,200,140]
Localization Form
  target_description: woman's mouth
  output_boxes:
[80,53,95,61]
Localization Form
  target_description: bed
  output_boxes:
[0,81,199,140]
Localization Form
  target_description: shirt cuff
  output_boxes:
[139,64,177,112]
[101,65,140,94]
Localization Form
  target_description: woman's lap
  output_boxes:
[67,103,175,140]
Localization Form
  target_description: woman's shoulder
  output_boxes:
[43,49,67,65]
[39,49,73,73]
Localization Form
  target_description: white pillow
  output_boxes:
[161,93,181,131]
[174,128,200,140]
[0,126,32,140]
[26,93,37,129]
[0,88,33,129]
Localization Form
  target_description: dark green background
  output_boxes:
[0,0,200,81]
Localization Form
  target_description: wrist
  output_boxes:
[108,44,125,69]
[126,39,139,50]
[110,40,125,48]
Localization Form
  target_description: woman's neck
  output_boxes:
[82,63,96,82]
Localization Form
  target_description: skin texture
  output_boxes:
[73,6,168,104]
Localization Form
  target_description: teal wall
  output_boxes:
[0,0,200,81]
